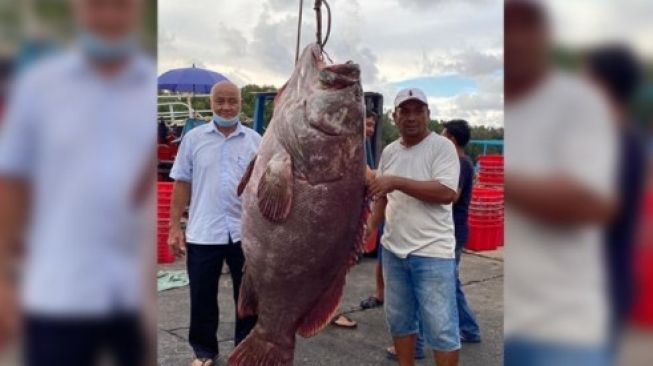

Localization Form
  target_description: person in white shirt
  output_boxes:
[0,0,155,365]
[504,1,617,365]
[168,80,261,366]
[366,88,461,366]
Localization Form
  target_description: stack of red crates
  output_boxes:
[631,189,653,327]
[467,187,504,251]
[477,154,504,186]
[157,182,175,264]
[467,154,504,251]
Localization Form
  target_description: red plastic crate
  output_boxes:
[467,224,501,251]
[472,187,504,197]
[478,154,503,164]
[157,238,175,264]
[157,182,174,192]
[158,191,172,199]
[631,247,653,327]
[478,175,504,185]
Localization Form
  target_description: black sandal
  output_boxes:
[360,296,384,309]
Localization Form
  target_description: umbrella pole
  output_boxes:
[187,93,193,118]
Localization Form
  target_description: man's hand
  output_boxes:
[365,168,376,186]
[168,225,186,257]
[369,175,399,200]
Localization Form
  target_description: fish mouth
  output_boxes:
[318,62,361,89]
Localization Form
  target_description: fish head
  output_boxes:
[292,44,365,138]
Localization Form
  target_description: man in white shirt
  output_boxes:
[0,0,155,365]
[367,88,461,366]
[169,81,261,366]
[504,1,617,365]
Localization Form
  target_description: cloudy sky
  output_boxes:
[159,0,504,127]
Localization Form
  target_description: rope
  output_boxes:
[295,0,304,64]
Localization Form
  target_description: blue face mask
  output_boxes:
[213,113,240,128]
[79,31,138,61]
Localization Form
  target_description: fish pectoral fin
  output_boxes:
[237,155,257,197]
[297,270,346,338]
[257,152,293,223]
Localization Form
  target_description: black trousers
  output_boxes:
[187,241,257,359]
[24,313,144,366]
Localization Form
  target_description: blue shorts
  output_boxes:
[382,248,460,352]
[505,338,610,366]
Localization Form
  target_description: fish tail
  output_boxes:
[228,327,294,366]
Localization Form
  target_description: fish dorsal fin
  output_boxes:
[257,151,293,223]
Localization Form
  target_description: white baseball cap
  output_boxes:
[394,88,428,108]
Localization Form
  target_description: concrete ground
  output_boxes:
[157,250,504,366]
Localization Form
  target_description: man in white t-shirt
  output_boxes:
[366,88,461,366]
[504,1,617,365]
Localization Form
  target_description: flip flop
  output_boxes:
[331,314,358,329]
[191,357,215,366]
[385,346,425,361]
[360,296,384,309]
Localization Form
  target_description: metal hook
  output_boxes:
[314,0,323,48]
[314,0,332,49]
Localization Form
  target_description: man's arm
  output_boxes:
[370,176,457,205]
[505,174,616,225]
[168,181,191,257]
[0,177,30,255]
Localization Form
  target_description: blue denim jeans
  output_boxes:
[382,248,461,352]
[406,244,480,354]
[455,244,481,341]
[505,338,610,366]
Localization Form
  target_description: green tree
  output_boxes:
[379,113,504,161]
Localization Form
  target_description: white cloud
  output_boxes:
[159,0,504,126]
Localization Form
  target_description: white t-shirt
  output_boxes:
[505,71,617,346]
[378,132,460,259]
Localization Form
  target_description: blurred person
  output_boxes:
[504,1,618,365]
[367,88,460,366]
[0,0,155,365]
[158,117,169,144]
[585,45,647,357]
[360,109,386,313]
[168,80,260,366]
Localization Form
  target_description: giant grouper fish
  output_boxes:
[229,43,367,366]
